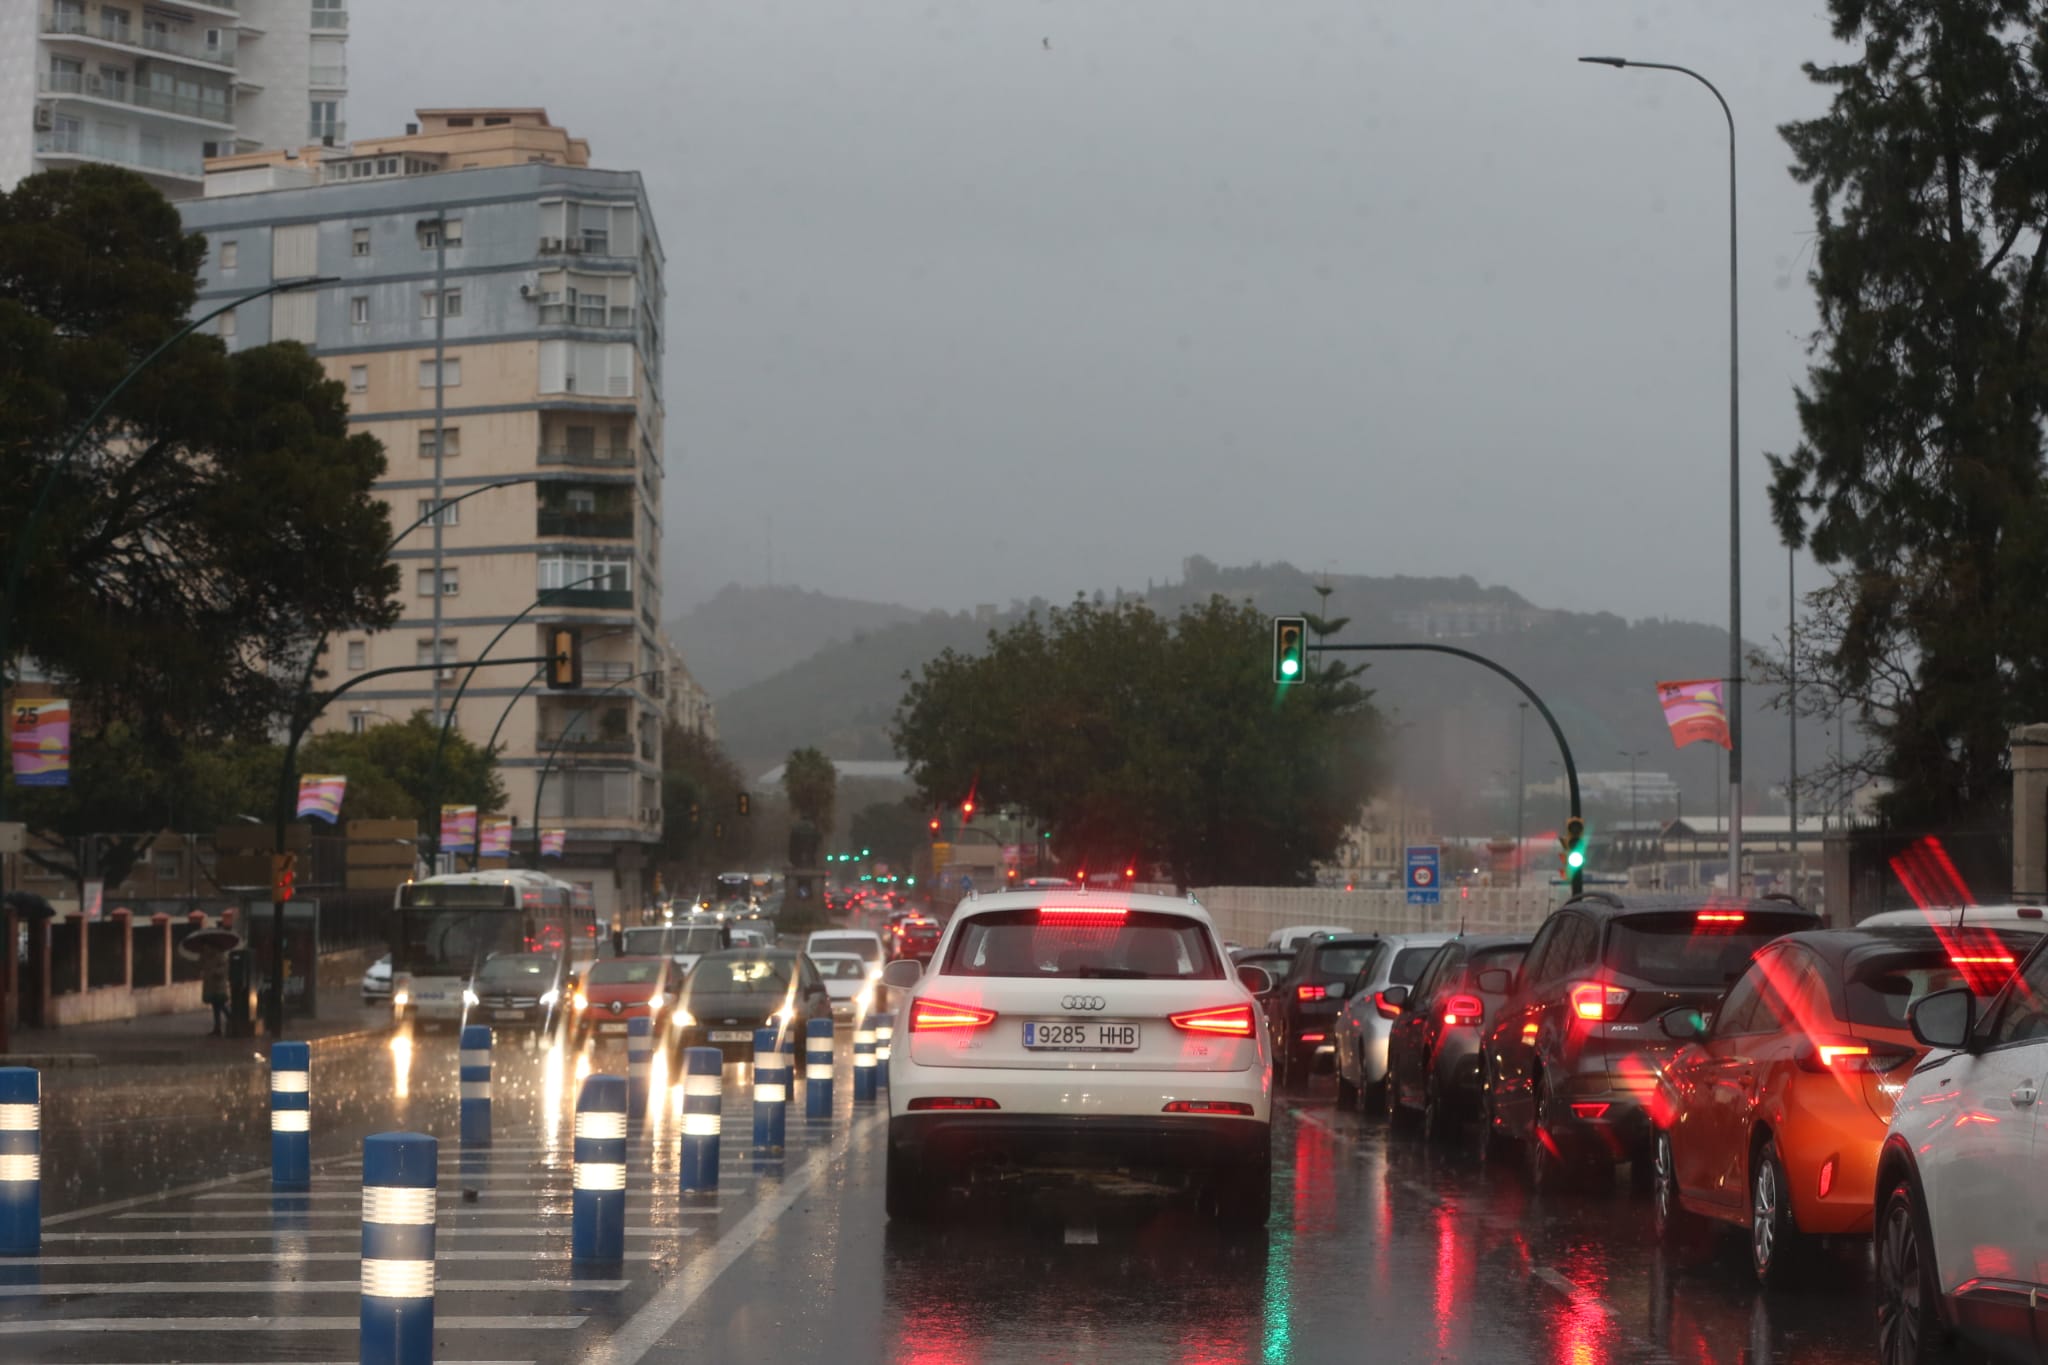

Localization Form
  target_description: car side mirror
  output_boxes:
[1380,985,1409,1008]
[1475,968,1514,995]
[1237,965,1273,996]
[882,959,923,989]
[1660,1007,1707,1041]
[1324,979,1349,1000]
[1909,987,1976,1051]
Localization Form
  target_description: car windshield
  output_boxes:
[477,955,554,985]
[813,937,881,963]
[588,960,663,986]
[689,956,794,994]
[812,956,868,980]
[1311,943,1378,980]
[1390,946,1441,985]
[943,908,1224,980]
[622,927,725,955]
[1605,912,1817,989]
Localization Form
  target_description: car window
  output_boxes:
[1471,945,1528,983]
[1846,952,1980,1029]
[1407,946,1459,1009]
[1566,918,1602,973]
[688,956,795,994]
[943,908,1224,980]
[812,956,867,980]
[1391,946,1440,985]
[1522,921,1564,984]
[1985,944,2048,1048]
[1310,943,1377,981]
[1710,958,1781,1037]
[478,955,555,984]
[812,936,881,963]
[1603,912,1814,989]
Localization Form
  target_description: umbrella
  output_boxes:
[181,928,243,953]
[1,891,55,922]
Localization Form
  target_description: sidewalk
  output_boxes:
[5,995,392,1069]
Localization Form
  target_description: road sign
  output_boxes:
[1405,846,1441,906]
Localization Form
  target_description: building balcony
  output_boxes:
[43,11,238,69]
[537,510,634,540]
[308,65,347,89]
[39,72,234,127]
[542,587,632,611]
[35,130,203,181]
[538,446,636,470]
[312,7,348,29]
[539,734,635,757]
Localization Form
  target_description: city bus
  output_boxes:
[390,870,598,1027]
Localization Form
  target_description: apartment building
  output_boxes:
[0,0,348,196]
[178,109,668,921]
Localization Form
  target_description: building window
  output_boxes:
[218,240,238,271]
[416,637,458,671]
[445,116,473,128]
[417,567,459,597]
[311,0,346,30]
[349,713,370,734]
[97,6,129,42]
[421,288,463,319]
[444,219,463,246]
[350,295,368,325]
[348,364,367,392]
[218,311,235,339]
[417,358,461,388]
[417,426,460,458]
[154,851,182,880]
[309,100,340,141]
[346,639,366,670]
[352,226,370,257]
[538,553,630,594]
[418,217,462,250]
[417,497,458,527]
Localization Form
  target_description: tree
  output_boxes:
[781,747,838,836]
[299,712,503,827]
[0,166,399,751]
[658,724,750,892]
[1769,3,2048,825]
[892,595,1382,887]
[848,798,929,871]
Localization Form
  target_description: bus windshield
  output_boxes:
[400,909,524,978]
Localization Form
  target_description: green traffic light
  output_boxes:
[1280,658,1300,678]
[1566,849,1586,870]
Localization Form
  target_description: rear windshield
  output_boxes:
[812,956,868,980]
[1312,943,1379,980]
[622,927,726,955]
[478,955,555,984]
[588,960,663,986]
[1845,938,2036,1026]
[944,908,1224,980]
[1605,912,1815,989]
[904,923,940,938]
[813,937,881,963]
[689,956,794,994]
[1391,946,1439,985]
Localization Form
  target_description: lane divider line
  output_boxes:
[0,1315,587,1335]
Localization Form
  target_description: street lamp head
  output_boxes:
[1578,55,1629,68]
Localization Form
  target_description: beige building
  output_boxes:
[1326,792,1438,887]
[179,109,670,921]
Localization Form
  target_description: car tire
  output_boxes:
[1525,1072,1568,1193]
[1651,1131,1706,1248]
[1421,1072,1455,1145]
[1875,1178,1949,1365]
[884,1140,939,1223]
[1335,1060,1359,1109]
[1387,1058,1420,1133]
[1479,1059,1514,1164]
[1750,1139,1809,1289]
[1213,1147,1271,1232]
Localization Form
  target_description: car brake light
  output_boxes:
[1818,1157,1837,1199]
[1569,983,1631,1022]
[1163,1100,1255,1116]
[1297,983,1328,1002]
[1299,1032,1327,1043]
[909,998,997,1032]
[1697,911,1746,924]
[1570,1102,1610,1119]
[906,1097,1000,1111]
[1373,990,1403,1020]
[1799,1039,1913,1074]
[1443,993,1484,1025]
[1170,1003,1256,1037]
[1039,906,1128,926]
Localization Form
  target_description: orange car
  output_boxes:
[1651,924,2035,1286]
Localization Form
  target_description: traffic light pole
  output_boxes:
[1307,642,1584,896]
[265,653,557,1039]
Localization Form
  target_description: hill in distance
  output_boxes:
[666,584,924,697]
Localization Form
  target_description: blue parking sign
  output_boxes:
[1405,846,1441,906]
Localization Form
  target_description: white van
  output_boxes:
[1266,925,1351,953]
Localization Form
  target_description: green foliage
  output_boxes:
[659,724,751,887]
[0,166,399,746]
[781,746,837,833]
[1770,3,2048,823]
[892,595,1383,887]
[299,712,504,827]
[848,798,929,870]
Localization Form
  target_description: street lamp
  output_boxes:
[1515,701,1530,889]
[1580,55,1744,894]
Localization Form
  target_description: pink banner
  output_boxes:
[540,828,567,859]
[478,816,512,857]
[440,804,477,853]
[296,774,346,823]
[10,698,69,787]
[1656,679,1732,751]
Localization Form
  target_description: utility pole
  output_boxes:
[1515,702,1529,889]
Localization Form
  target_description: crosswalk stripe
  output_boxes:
[0,1316,585,1334]
[117,1210,720,1221]
[0,1279,630,1298]
[8,1250,666,1265]
[42,1227,696,1242]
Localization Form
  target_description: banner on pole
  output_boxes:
[440,804,478,854]
[296,774,347,823]
[1656,679,1733,751]
[10,698,70,787]
[540,828,567,859]
[478,816,512,857]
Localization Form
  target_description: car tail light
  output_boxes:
[1798,1038,1913,1074]
[1570,1102,1610,1120]
[1373,990,1403,1020]
[909,998,997,1032]
[1442,993,1485,1026]
[1163,1100,1255,1116]
[1569,982,1631,1022]
[1297,983,1328,1002]
[1696,910,1746,925]
[1170,1003,1255,1037]
[906,1097,1000,1111]
[1299,1032,1327,1043]
[1039,906,1128,926]
[1818,1157,1837,1199]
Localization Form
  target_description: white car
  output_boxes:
[806,929,887,976]
[618,921,729,977]
[1267,924,1350,952]
[361,954,393,1003]
[883,890,1272,1227]
[1873,933,2048,1365]
[812,951,877,1022]
[1329,932,1452,1109]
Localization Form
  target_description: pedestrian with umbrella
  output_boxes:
[181,924,241,1037]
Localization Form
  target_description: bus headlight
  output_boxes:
[572,992,588,1012]
[462,989,479,1007]
[392,990,410,1009]
[539,988,560,1008]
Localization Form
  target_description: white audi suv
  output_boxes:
[883,890,1273,1227]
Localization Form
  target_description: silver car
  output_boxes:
[1330,933,1451,1110]
[360,954,392,1004]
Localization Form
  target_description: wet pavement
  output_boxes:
[2,1030,1938,1363]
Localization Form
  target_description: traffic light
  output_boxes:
[545,626,582,690]
[928,816,941,838]
[1562,816,1588,873]
[737,791,751,817]
[1273,616,1307,684]
[961,798,976,820]
[688,802,700,824]
[272,852,296,904]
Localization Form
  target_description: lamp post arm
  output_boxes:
[529,670,660,868]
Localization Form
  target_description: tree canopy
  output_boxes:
[781,747,838,834]
[0,166,398,747]
[1770,1,2048,824]
[891,596,1382,887]
[658,724,752,892]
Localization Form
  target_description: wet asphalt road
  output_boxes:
[6,1029,1926,1363]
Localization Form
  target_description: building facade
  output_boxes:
[1,0,348,197]
[178,109,667,921]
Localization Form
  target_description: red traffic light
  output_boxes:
[961,799,975,819]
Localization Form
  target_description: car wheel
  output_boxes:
[1213,1146,1271,1232]
[1421,1072,1455,1145]
[1525,1072,1568,1193]
[884,1140,938,1223]
[1479,1059,1514,1163]
[1335,1055,1359,1108]
[1651,1131,1704,1247]
[1387,1057,1420,1132]
[1750,1139,1809,1289]
[1875,1179,1948,1365]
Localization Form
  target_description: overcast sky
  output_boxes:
[351,1,1847,630]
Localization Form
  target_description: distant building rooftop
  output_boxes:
[202,107,592,197]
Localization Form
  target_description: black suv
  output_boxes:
[1263,933,1382,1086]
[1478,892,1819,1188]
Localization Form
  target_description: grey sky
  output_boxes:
[351,1,1845,628]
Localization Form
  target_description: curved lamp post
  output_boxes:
[529,669,662,869]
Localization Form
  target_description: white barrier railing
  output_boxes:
[1133,884,1565,947]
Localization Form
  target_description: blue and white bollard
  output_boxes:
[360,1131,436,1365]
[458,1026,491,1148]
[626,1017,653,1124]
[805,1017,835,1121]
[0,1068,39,1257]
[751,1026,786,1154]
[270,1042,310,1189]
[874,1018,893,1092]
[853,1022,878,1103]
[572,1075,627,1263]
[679,1047,722,1192]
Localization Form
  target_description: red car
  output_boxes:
[572,956,677,1047]
[891,917,942,963]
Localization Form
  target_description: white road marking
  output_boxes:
[46,1226,699,1241]
[0,1279,630,1298]
[0,1316,585,1334]
[116,1209,719,1221]
[1532,1266,1614,1315]
[11,1250,665,1265]
[580,1111,885,1365]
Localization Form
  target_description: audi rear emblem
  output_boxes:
[1061,995,1106,1011]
